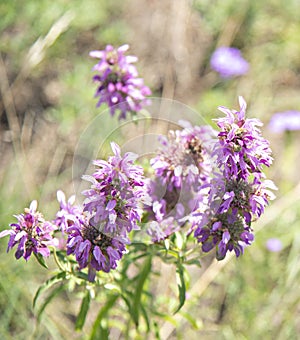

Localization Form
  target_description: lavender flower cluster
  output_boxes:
[90,44,151,120]
[0,44,277,282]
[0,143,148,282]
[193,97,276,259]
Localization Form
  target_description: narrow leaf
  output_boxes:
[140,303,150,333]
[33,271,66,308]
[131,256,152,327]
[75,290,91,330]
[37,284,64,322]
[89,294,118,340]
[174,263,186,314]
[34,252,48,269]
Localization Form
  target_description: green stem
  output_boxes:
[50,246,65,271]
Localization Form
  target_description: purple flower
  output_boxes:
[194,209,254,260]
[268,111,300,133]
[82,142,148,243]
[53,190,83,232]
[150,123,214,191]
[210,46,249,78]
[66,218,126,281]
[146,123,215,241]
[0,201,56,261]
[266,238,283,252]
[192,97,276,260]
[146,218,179,243]
[214,96,273,181]
[90,44,151,120]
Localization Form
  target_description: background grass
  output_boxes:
[1,0,300,339]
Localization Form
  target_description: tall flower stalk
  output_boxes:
[193,97,277,259]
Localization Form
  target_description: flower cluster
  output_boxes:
[193,97,277,259]
[90,44,151,119]
[0,41,277,285]
[0,201,56,261]
[147,123,215,242]
[65,142,148,280]
[210,46,249,78]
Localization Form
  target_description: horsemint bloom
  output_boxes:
[66,217,126,282]
[0,201,56,261]
[150,122,214,191]
[193,97,276,259]
[53,190,83,232]
[66,142,149,281]
[147,122,215,241]
[210,46,249,78]
[90,44,151,120]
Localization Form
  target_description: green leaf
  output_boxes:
[185,258,202,267]
[37,284,64,322]
[33,271,66,309]
[74,271,89,281]
[174,263,186,314]
[89,294,118,340]
[140,303,150,333]
[75,290,91,330]
[34,252,48,269]
[131,256,152,327]
[180,311,203,330]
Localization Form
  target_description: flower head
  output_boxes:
[146,123,215,241]
[192,97,276,260]
[0,201,56,261]
[214,96,273,181]
[90,44,151,119]
[210,46,249,78]
[66,218,126,281]
[194,210,254,260]
[53,190,83,232]
[150,123,214,191]
[82,142,147,243]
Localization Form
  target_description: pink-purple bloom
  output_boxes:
[193,97,276,259]
[214,96,273,181]
[150,122,214,191]
[65,142,148,280]
[268,111,300,133]
[82,142,147,242]
[0,201,56,261]
[210,46,249,78]
[147,123,215,242]
[66,217,126,281]
[90,44,151,119]
[53,190,83,232]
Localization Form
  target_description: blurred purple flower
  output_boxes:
[268,111,300,133]
[147,123,215,241]
[90,44,151,119]
[0,201,56,261]
[210,46,249,78]
[150,123,214,191]
[266,238,283,252]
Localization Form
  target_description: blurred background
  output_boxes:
[1,0,300,338]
